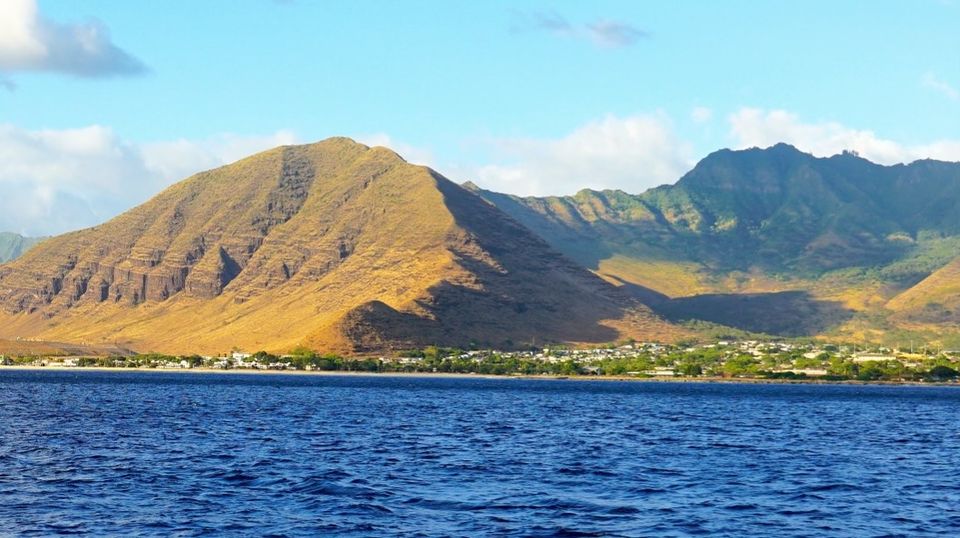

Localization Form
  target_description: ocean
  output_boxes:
[1,370,958,536]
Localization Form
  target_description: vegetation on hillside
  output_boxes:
[471,144,960,342]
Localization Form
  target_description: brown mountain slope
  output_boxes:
[0,138,681,354]
[886,257,960,325]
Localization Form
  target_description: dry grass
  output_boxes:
[887,257,960,313]
[0,138,681,355]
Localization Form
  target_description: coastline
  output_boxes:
[1,365,957,387]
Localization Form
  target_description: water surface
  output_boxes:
[1,371,958,536]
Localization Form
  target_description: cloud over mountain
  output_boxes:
[464,114,693,196]
[0,124,297,236]
[729,108,960,165]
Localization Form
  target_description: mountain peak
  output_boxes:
[0,139,678,354]
[767,142,802,153]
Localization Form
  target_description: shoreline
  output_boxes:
[1,365,957,387]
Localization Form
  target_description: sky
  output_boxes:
[1,0,958,236]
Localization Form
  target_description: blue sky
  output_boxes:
[1,0,958,235]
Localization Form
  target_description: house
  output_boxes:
[853,353,896,363]
[784,368,829,377]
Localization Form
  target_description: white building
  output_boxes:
[853,353,896,363]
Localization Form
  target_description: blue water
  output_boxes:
[1,372,959,536]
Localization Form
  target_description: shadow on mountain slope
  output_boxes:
[638,290,854,337]
[339,278,625,353]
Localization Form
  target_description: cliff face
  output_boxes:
[0,138,680,354]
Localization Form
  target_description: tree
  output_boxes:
[557,359,580,376]
[252,350,279,363]
[927,365,959,381]
[677,362,702,377]
[827,358,856,378]
[183,355,204,368]
[856,362,884,381]
[723,355,758,377]
[289,346,318,360]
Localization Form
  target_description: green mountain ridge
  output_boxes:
[0,233,44,264]
[469,144,960,345]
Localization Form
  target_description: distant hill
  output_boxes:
[0,233,43,263]
[886,256,960,324]
[0,138,680,355]
[469,144,960,345]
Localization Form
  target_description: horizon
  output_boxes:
[1,0,958,235]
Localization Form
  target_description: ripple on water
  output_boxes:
[1,371,959,537]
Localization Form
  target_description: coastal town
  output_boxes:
[3,340,959,383]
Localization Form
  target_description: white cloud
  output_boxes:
[456,109,960,198]
[0,124,298,236]
[0,0,145,77]
[922,72,960,101]
[7,110,959,236]
[691,106,713,124]
[461,114,693,196]
[728,107,960,164]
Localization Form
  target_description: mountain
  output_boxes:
[0,138,680,355]
[470,144,960,344]
[886,256,960,325]
[0,233,43,263]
